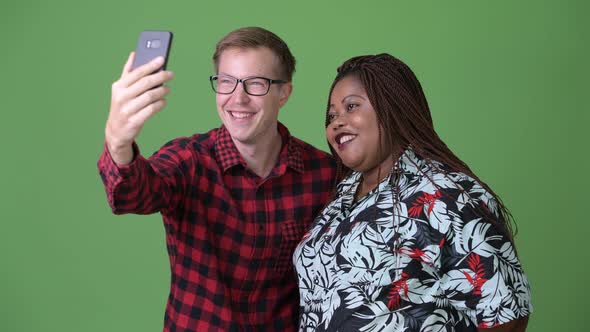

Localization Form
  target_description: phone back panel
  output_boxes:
[132,30,173,71]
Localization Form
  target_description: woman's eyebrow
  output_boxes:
[341,94,366,103]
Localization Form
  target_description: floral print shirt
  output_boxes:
[293,149,532,331]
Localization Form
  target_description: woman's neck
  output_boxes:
[356,154,396,200]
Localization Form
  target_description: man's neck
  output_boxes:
[233,129,283,179]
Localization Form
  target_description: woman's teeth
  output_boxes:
[339,135,356,144]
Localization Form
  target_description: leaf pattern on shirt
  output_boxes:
[293,149,532,331]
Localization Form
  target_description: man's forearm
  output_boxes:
[98,144,170,215]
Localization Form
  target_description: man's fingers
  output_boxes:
[130,99,167,125]
[123,70,174,100]
[121,51,136,77]
[124,86,171,115]
[119,56,166,88]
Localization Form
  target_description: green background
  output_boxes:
[1,0,587,331]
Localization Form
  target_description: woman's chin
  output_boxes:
[340,160,363,172]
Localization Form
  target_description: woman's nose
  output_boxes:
[331,114,346,128]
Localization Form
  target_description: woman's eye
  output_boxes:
[346,104,358,111]
[327,114,336,122]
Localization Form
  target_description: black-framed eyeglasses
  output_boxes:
[209,74,287,96]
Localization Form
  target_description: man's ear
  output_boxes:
[278,82,293,108]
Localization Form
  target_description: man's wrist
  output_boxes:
[107,139,134,166]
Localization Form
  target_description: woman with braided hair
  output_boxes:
[293,54,532,331]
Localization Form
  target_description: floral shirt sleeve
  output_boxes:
[436,174,532,329]
[293,149,532,332]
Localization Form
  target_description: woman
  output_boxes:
[293,54,532,332]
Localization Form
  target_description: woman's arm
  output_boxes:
[479,316,529,332]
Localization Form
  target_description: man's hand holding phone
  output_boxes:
[105,52,174,165]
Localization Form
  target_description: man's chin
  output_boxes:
[229,130,256,145]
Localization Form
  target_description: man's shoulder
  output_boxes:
[289,135,334,162]
[162,128,218,151]
[288,135,336,180]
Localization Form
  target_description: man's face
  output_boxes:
[216,47,292,145]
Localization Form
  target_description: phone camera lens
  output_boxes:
[146,39,162,49]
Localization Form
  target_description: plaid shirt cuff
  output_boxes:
[98,141,143,212]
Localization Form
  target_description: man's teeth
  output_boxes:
[230,111,253,119]
[339,135,356,144]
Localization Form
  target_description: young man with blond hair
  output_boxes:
[98,27,335,331]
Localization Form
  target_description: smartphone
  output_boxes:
[131,30,173,72]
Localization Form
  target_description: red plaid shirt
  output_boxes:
[98,123,336,331]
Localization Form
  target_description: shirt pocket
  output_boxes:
[273,219,307,276]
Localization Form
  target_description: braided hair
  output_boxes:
[326,53,516,243]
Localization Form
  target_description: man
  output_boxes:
[98,27,336,331]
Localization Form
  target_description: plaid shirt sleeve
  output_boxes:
[97,138,193,215]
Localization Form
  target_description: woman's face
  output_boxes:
[326,75,391,173]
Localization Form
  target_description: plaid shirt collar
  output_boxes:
[214,122,304,175]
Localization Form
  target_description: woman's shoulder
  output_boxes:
[400,149,501,217]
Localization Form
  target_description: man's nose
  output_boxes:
[232,82,250,103]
